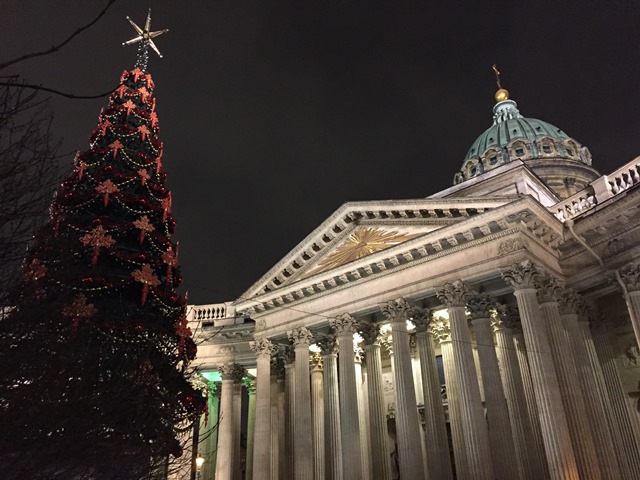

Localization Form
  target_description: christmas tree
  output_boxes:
[0,12,206,479]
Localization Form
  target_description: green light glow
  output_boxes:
[201,371,221,382]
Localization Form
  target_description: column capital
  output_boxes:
[270,352,286,378]
[435,279,470,307]
[330,312,359,336]
[244,378,257,394]
[288,326,313,347]
[501,259,541,290]
[357,320,381,345]
[310,351,323,371]
[411,306,434,333]
[219,362,245,382]
[467,294,496,320]
[491,304,520,331]
[431,316,452,344]
[354,345,364,363]
[379,330,393,356]
[557,288,582,315]
[250,337,276,356]
[315,333,338,355]
[535,275,562,303]
[619,263,640,291]
[380,297,411,322]
[280,344,296,365]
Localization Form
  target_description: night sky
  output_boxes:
[3,0,640,304]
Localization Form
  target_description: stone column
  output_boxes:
[283,346,295,480]
[468,295,519,480]
[513,329,547,473]
[330,313,363,480]
[288,327,314,480]
[203,383,221,480]
[502,260,578,480]
[316,334,343,480]
[357,322,392,480]
[536,277,601,480]
[592,318,640,478]
[245,380,256,480]
[380,299,426,479]
[433,316,469,480]
[560,291,621,479]
[411,308,453,480]
[250,338,276,480]
[493,308,547,480]
[619,263,640,348]
[269,374,280,480]
[580,310,637,479]
[232,379,243,480]
[354,347,372,480]
[277,377,286,480]
[436,282,494,480]
[310,352,325,480]
[216,363,245,480]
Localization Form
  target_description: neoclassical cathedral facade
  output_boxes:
[183,86,640,480]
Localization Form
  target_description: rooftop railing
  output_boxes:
[552,156,640,222]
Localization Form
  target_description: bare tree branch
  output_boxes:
[0,80,120,99]
[0,0,119,71]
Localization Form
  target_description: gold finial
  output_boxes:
[492,64,509,102]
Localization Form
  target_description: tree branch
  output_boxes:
[0,81,120,99]
[0,0,118,71]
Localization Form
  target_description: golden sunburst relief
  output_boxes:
[305,227,421,276]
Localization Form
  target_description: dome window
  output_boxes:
[542,144,552,154]
[470,166,477,176]
[515,147,525,156]
[566,147,574,156]
[489,155,498,165]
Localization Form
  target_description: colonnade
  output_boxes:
[199,260,640,480]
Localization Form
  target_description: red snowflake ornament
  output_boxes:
[175,313,192,357]
[62,294,98,332]
[138,86,150,103]
[138,124,150,141]
[132,215,155,243]
[109,139,124,159]
[137,168,150,185]
[99,119,113,137]
[162,243,179,284]
[131,264,161,305]
[80,225,115,266]
[150,111,159,128]
[123,99,136,116]
[96,179,120,206]
[160,192,172,222]
[77,161,87,180]
[131,67,144,82]
[115,84,128,99]
[23,258,47,282]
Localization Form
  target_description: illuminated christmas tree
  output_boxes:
[0,12,206,479]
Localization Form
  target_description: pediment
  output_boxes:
[237,197,516,301]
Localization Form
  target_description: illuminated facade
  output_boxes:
[183,89,640,480]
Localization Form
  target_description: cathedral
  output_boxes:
[183,83,640,480]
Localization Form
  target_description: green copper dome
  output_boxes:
[464,116,570,162]
[453,98,596,197]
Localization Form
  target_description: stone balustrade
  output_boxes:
[552,156,640,222]
[190,302,237,324]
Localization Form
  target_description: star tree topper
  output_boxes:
[123,9,168,72]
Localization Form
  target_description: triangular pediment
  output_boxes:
[237,197,516,301]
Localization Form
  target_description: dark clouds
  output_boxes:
[3,0,639,302]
